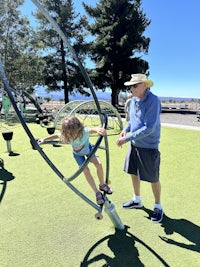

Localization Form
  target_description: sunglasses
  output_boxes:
[131,83,142,88]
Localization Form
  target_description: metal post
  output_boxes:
[6,140,12,154]
[104,200,125,230]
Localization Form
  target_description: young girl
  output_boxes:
[38,116,113,205]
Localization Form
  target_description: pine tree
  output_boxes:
[83,0,150,106]
[0,0,44,92]
[35,0,88,103]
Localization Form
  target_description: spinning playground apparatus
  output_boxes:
[0,61,124,229]
[54,100,123,135]
[0,0,124,230]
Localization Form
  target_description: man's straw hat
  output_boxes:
[124,74,154,87]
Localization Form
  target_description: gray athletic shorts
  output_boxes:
[124,144,160,182]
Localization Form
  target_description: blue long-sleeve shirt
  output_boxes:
[124,89,161,149]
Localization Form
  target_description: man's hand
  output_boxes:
[116,137,126,147]
[116,131,126,147]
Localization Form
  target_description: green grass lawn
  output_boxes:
[0,120,200,267]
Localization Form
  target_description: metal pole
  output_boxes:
[104,200,125,230]
[6,140,12,154]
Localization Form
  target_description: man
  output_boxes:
[116,73,163,223]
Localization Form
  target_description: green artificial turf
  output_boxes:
[0,120,200,267]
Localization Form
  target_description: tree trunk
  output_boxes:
[111,66,119,107]
[111,86,118,107]
[60,39,69,104]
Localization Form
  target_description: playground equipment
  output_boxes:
[0,87,44,127]
[12,88,43,114]
[54,100,123,135]
[2,131,13,155]
[0,0,125,230]
[46,126,55,134]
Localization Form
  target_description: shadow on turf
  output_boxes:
[80,225,170,267]
[0,158,15,203]
[143,207,200,253]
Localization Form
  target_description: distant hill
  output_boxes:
[35,87,111,101]
[159,96,200,102]
[35,86,200,102]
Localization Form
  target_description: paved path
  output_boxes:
[161,113,200,131]
[161,122,200,131]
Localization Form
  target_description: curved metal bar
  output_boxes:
[54,100,92,129]
[0,59,100,212]
[22,90,43,113]
[8,87,43,113]
[31,0,110,190]
[31,0,101,115]
[30,0,125,229]
[64,113,108,183]
[48,100,108,183]
[55,99,123,186]
[1,1,113,217]
[55,100,123,132]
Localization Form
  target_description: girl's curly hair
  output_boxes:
[61,116,84,143]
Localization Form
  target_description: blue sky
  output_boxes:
[21,0,200,98]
